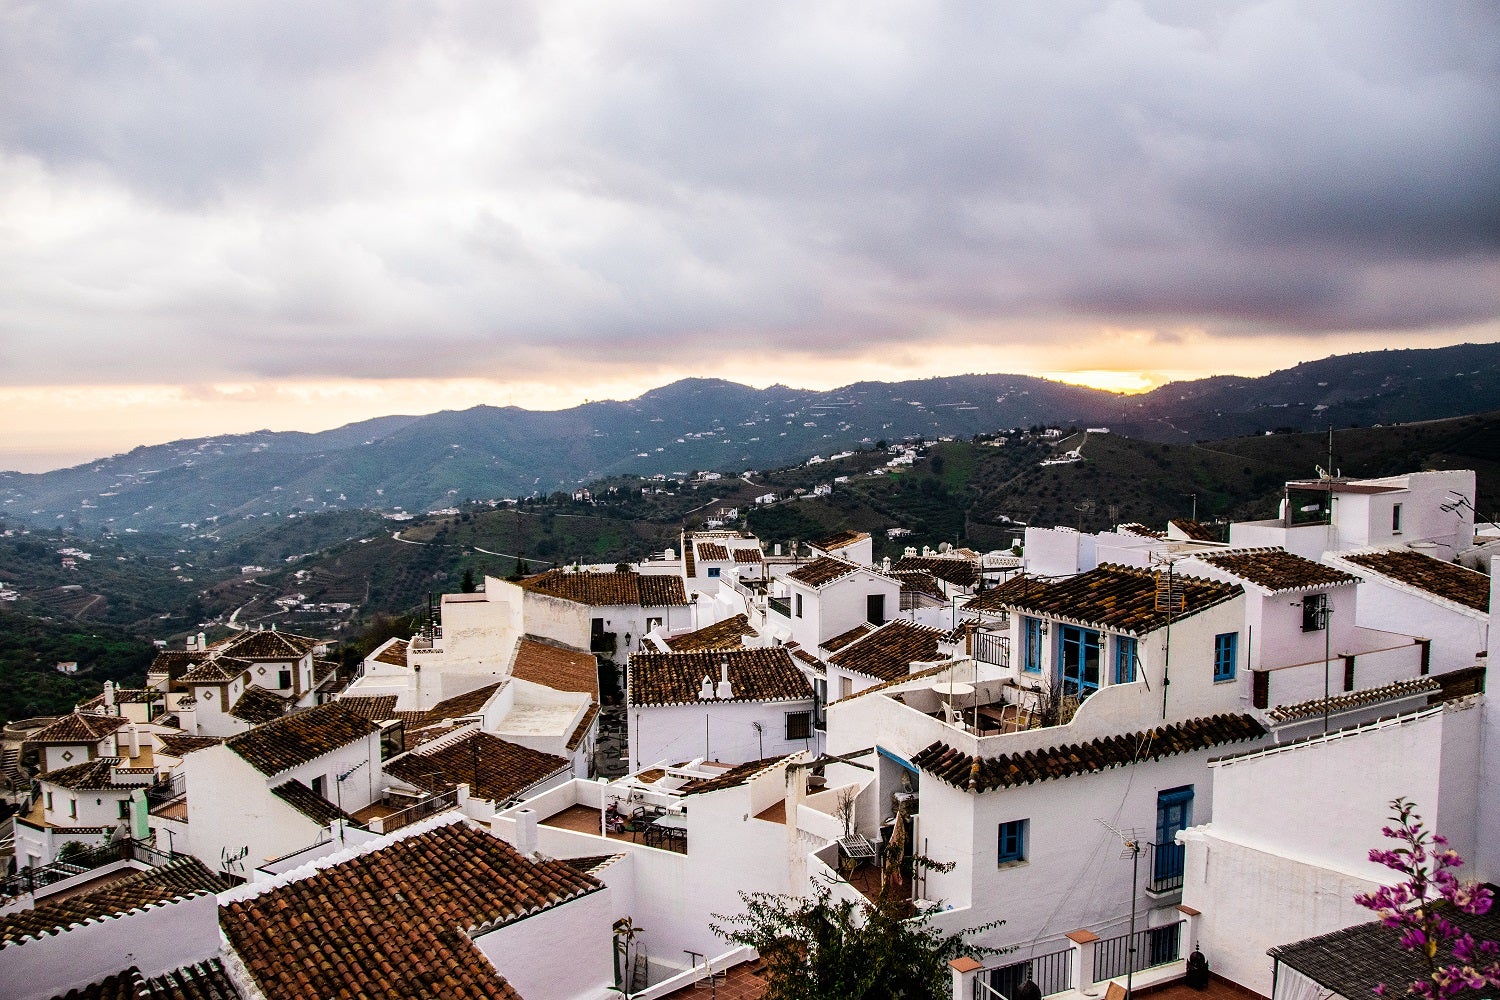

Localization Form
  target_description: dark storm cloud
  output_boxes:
[0,1,1496,386]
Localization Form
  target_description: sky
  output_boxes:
[2,2,1497,473]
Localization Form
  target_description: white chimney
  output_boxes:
[716,661,733,700]
[128,724,140,758]
[103,681,115,711]
[197,631,207,649]
[515,808,539,857]
[881,556,891,573]
[699,675,715,700]
[774,543,782,556]
[923,545,932,557]
[905,546,917,558]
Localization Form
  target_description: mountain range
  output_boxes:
[4,342,1500,534]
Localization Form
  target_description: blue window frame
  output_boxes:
[998,819,1027,865]
[1022,618,1044,674]
[1114,636,1138,684]
[1214,632,1238,682]
[1058,625,1101,697]
[707,567,721,578]
[1154,786,1194,884]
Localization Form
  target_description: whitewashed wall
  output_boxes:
[474,882,615,1000]
[628,699,817,770]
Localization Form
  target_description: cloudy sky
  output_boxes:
[2,1,1497,472]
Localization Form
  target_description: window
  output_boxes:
[1214,632,1238,682]
[1392,503,1403,533]
[68,798,77,818]
[1302,593,1327,633]
[45,791,53,811]
[118,798,130,820]
[707,567,721,578]
[647,617,662,631]
[1058,625,1101,697]
[278,668,292,689]
[1153,786,1193,888]
[785,710,812,741]
[1022,618,1043,674]
[997,819,1028,865]
[311,775,327,799]
[867,593,886,625]
[794,593,803,618]
[839,676,853,700]
[1114,636,1138,684]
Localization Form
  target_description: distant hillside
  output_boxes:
[2,342,1499,534]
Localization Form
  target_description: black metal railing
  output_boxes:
[972,630,1010,668]
[1,838,176,899]
[146,772,187,808]
[981,945,1073,998]
[1093,920,1184,981]
[767,597,791,619]
[1150,840,1185,892]
[377,787,460,834]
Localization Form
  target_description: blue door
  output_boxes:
[1154,786,1193,885]
[1058,626,1100,698]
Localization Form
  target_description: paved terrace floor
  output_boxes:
[542,804,687,854]
[659,960,768,1000]
[1137,975,1268,1000]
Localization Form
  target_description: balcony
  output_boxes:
[767,597,791,620]
[1149,840,1185,894]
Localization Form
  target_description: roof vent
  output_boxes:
[699,675,714,700]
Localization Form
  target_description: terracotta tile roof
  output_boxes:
[50,963,241,1000]
[664,615,758,652]
[811,530,868,551]
[822,623,876,654]
[337,695,401,721]
[1269,895,1500,1000]
[638,573,690,607]
[560,855,622,875]
[1117,523,1164,538]
[521,569,689,607]
[785,643,827,672]
[828,619,945,682]
[733,548,763,563]
[179,657,248,685]
[893,571,946,600]
[426,682,503,721]
[220,820,602,1000]
[157,735,223,756]
[786,556,861,588]
[386,732,569,803]
[216,630,323,660]
[77,689,158,711]
[512,636,598,696]
[0,858,229,946]
[696,541,730,561]
[271,778,352,827]
[996,564,1242,636]
[912,714,1267,792]
[1339,549,1490,612]
[964,573,1047,614]
[679,755,795,796]
[148,650,208,678]
[1286,478,1404,494]
[1196,548,1361,593]
[566,704,600,752]
[37,757,123,791]
[892,556,980,588]
[1170,518,1219,542]
[312,658,340,691]
[228,686,290,725]
[374,638,410,667]
[404,721,465,749]
[1265,675,1443,724]
[26,713,129,746]
[628,648,814,707]
[225,703,379,777]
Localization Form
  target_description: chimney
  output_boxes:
[716,660,733,700]
[103,681,116,711]
[185,635,196,652]
[515,807,539,857]
[699,675,715,700]
[128,724,140,758]
[197,631,207,649]
[881,556,891,573]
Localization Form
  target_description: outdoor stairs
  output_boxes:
[1,746,22,787]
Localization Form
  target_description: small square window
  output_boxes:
[998,819,1028,865]
[707,567,721,578]
[786,711,812,741]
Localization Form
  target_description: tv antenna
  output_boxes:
[1097,818,1144,1000]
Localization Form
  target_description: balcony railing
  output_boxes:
[1149,841,1185,893]
[972,630,1010,668]
[1093,919,1184,982]
[977,946,1073,998]
[767,597,791,619]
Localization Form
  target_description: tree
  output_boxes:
[711,881,1003,999]
[460,568,477,593]
[1354,797,1500,998]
